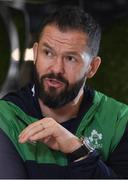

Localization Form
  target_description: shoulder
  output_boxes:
[2,83,34,106]
[1,83,40,118]
[94,90,128,113]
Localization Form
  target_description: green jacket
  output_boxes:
[0,90,128,166]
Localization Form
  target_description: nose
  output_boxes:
[51,57,64,74]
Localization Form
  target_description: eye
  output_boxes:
[65,55,77,63]
[43,49,53,57]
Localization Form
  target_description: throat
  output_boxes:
[38,91,84,123]
[44,111,77,123]
[39,101,78,123]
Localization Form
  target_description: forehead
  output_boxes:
[39,24,89,51]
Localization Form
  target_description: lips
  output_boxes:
[44,78,64,88]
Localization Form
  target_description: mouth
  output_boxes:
[44,78,65,89]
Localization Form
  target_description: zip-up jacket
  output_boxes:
[0,83,128,178]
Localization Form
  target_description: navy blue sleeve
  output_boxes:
[68,126,128,179]
[106,125,128,178]
[68,151,118,179]
[0,129,28,178]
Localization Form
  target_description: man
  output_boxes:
[0,6,128,179]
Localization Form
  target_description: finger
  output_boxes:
[19,117,54,137]
[19,122,44,143]
[42,136,59,150]
[19,120,43,137]
[28,127,53,142]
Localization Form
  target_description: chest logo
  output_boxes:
[88,129,103,149]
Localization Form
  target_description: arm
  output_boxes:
[0,129,28,178]
[67,151,119,178]
[68,125,128,179]
[19,117,128,178]
[106,124,128,178]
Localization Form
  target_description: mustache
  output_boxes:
[40,73,68,84]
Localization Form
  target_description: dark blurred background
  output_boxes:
[0,0,128,103]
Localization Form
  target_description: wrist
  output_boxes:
[66,137,94,162]
[66,137,82,153]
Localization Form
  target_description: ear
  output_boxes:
[86,56,101,79]
[33,42,38,64]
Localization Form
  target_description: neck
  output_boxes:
[38,88,84,123]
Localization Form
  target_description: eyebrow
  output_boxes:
[42,42,53,50]
[42,42,81,57]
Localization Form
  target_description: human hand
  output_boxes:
[18,117,82,153]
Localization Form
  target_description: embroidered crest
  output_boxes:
[87,129,103,149]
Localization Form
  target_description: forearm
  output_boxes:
[0,129,28,178]
[68,151,119,179]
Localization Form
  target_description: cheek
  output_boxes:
[35,58,49,76]
[66,67,86,85]
[79,62,90,78]
[79,67,88,78]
